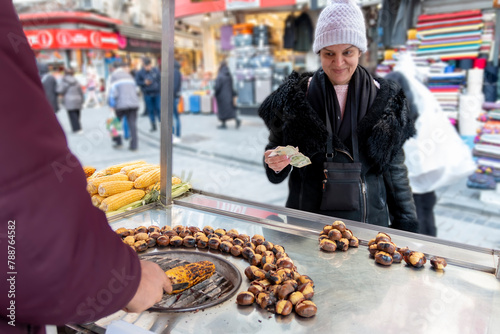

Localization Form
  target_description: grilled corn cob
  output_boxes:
[104,160,146,175]
[133,169,160,188]
[145,183,160,193]
[99,189,145,212]
[83,166,96,178]
[98,181,134,197]
[91,194,105,207]
[165,261,216,294]
[128,165,160,181]
[87,173,129,195]
[120,162,150,175]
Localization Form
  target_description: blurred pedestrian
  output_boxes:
[136,57,161,131]
[37,62,59,113]
[108,61,140,151]
[173,59,182,143]
[214,61,240,129]
[57,67,84,134]
[83,70,100,108]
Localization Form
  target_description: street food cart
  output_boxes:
[70,1,500,332]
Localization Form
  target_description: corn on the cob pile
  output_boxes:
[99,189,145,212]
[104,160,146,175]
[134,169,161,188]
[165,261,216,294]
[85,161,190,214]
[83,166,96,178]
[98,181,134,197]
[87,173,129,195]
[128,165,160,181]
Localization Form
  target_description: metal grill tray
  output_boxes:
[140,250,242,312]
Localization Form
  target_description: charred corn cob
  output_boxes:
[99,189,146,212]
[128,165,160,181]
[86,173,129,195]
[104,160,146,175]
[133,169,160,188]
[91,194,105,207]
[83,166,96,178]
[165,261,216,294]
[120,162,149,175]
[98,181,134,197]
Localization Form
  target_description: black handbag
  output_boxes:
[319,97,362,211]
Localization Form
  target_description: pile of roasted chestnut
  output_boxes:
[114,225,317,317]
[368,232,447,270]
[318,220,359,252]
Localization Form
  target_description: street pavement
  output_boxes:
[57,103,500,250]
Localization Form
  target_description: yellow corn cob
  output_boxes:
[120,162,150,175]
[128,165,160,181]
[133,169,160,189]
[104,160,146,175]
[99,189,146,212]
[165,261,216,294]
[172,176,182,185]
[86,173,129,195]
[89,169,107,179]
[91,194,105,207]
[98,181,134,197]
[83,166,96,178]
[145,183,160,193]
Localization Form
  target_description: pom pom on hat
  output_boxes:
[313,0,367,54]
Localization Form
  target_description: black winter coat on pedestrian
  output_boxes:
[258,70,419,232]
[214,63,236,121]
[38,63,59,113]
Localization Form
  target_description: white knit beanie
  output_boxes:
[313,0,367,54]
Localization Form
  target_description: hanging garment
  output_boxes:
[294,12,313,52]
[391,0,422,46]
[220,25,233,51]
[283,14,295,49]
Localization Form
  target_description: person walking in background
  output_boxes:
[37,62,59,113]
[173,59,182,143]
[57,67,84,134]
[136,57,161,131]
[108,61,140,151]
[83,70,100,108]
[214,61,240,129]
[259,0,418,233]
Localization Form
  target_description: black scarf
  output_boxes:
[307,65,378,156]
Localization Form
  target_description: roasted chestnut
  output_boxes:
[297,282,314,300]
[275,251,289,260]
[208,237,221,250]
[297,275,314,286]
[261,251,275,266]
[214,228,226,237]
[368,243,379,256]
[163,230,178,237]
[248,284,264,296]
[374,251,393,266]
[160,225,172,233]
[179,229,192,238]
[249,254,263,267]
[134,232,149,241]
[156,235,169,247]
[147,225,160,234]
[242,247,256,260]
[336,238,349,251]
[331,220,346,232]
[197,235,209,248]
[275,300,293,316]
[397,246,411,258]
[266,271,284,285]
[236,291,255,306]
[146,237,156,248]
[430,256,447,270]
[375,232,391,243]
[182,236,196,248]
[169,236,183,247]
[226,229,239,238]
[404,251,427,268]
[134,226,148,234]
[134,240,148,252]
[288,291,305,306]
[203,226,214,235]
[323,225,333,234]
[187,226,201,234]
[220,235,233,243]
[245,266,267,280]
[116,227,130,237]
[328,229,342,241]
[272,245,285,255]
[392,251,403,263]
[219,241,233,253]
[251,234,265,245]
[232,238,245,247]
[276,257,294,269]
[318,235,329,243]
[262,241,274,251]
[368,238,377,246]
[238,234,250,242]
[262,263,277,272]
[173,225,185,234]
[149,231,161,239]
[278,283,296,300]
[123,236,135,246]
[377,241,396,254]
[320,239,337,252]
[193,231,205,240]
[230,245,243,257]
[342,229,353,240]
[349,236,359,248]
[295,300,317,318]
[255,245,267,255]
[259,292,276,310]
[243,242,256,250]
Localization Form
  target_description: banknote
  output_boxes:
[269,145,311,168]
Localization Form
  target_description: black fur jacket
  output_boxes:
[259,71,419,232]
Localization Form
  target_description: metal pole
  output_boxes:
[160,0,175,206]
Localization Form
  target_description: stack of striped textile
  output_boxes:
[416,10,484,61]
[480,12,495,58]
[427,70,466,117]
[473,102,500,177]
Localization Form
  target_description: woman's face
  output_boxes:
[320,44,361,85]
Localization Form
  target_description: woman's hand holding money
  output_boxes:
[264,150,291,173]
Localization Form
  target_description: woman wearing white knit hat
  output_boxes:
[259,0,419,232]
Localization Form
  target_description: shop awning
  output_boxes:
[19,11,122,28]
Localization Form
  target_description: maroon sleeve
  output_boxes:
[0,1,141,327]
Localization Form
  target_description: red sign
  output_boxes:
[24,29,118,50]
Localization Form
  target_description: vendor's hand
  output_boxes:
[264,150,291,173]
[124,260,172,313]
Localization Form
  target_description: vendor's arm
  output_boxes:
[0,1,168,329]
[384,150,419,233]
